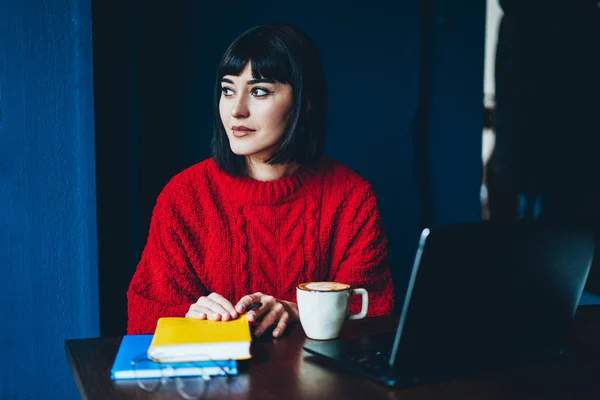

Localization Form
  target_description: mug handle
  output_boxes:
[347,288,369,320]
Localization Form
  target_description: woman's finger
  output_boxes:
[247,295,275,322]
[235,293,262,314]
[272,311,290,337]
[208,293,238,319]
[254,302,284,337]
[186,304,218,319]
[196,296,231,321]
[186,305,208,320]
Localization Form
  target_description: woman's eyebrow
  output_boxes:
[220,77,276,85]
[247,78,276,84]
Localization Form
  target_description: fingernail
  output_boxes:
[237,304,245,311]
[212,313,219,319]
[247,312,254,321]
[230,311,238,318]
[254,329,261,337]
[222,313,229,319]
[273,329,280,337]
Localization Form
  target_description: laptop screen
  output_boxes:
[389,221,595,371]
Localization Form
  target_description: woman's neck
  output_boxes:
[247,157,300,181]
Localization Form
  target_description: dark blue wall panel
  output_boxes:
[426,0,486,226]
[92,0,140,337]
[0,0,99,398]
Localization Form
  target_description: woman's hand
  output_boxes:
[235,292,299,338]
[186,292,239,321]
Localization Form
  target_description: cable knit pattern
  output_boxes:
[127,157,395,334]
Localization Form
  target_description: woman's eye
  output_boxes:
[221,87,234,96]
[252,87,272,97]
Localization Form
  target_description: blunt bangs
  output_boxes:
[219,35,294,86]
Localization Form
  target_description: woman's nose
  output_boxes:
[230,96,249,118]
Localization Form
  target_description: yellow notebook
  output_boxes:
[148,315,252,362]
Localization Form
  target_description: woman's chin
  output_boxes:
[229,146,254,156]
[229,144,272,159]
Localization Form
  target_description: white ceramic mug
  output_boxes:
[296,282,369,340]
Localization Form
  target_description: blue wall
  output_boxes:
[92,0,141,337]
[0,0,99,399]
[426,0,486,226]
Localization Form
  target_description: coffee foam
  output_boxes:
[298,282,350,292]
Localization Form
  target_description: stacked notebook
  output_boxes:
[111,315,252,380]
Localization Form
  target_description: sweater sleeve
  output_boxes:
[126,184,207,334]
[329,184,395,317]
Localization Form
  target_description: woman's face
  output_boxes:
[219,62,293,161]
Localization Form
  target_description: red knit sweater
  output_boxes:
[127,157,395,334]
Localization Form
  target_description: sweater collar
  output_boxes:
[209,158,323,205]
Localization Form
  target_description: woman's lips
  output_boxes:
[232,127,255,138]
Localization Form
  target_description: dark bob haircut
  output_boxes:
[212,23,327,177]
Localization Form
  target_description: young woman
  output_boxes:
[127,23,394,337]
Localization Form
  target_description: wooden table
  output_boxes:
[65,306,600,399]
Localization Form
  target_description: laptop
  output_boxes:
[303,221,596,387]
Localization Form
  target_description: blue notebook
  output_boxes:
[111,335,238,380]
